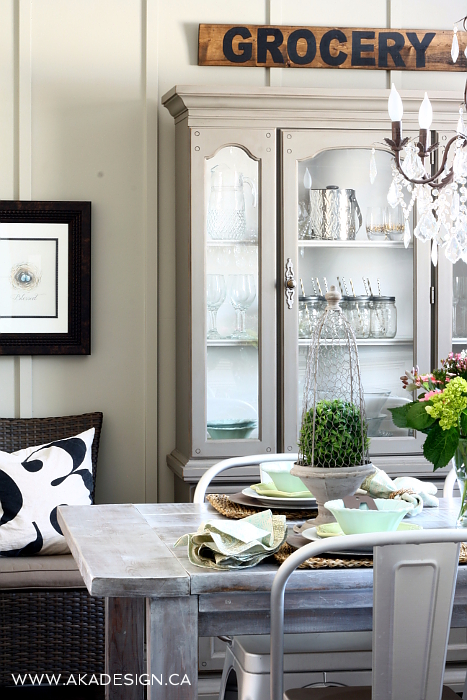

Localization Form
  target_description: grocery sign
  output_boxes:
[199,24,466,71]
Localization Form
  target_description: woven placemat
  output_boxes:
[206,493,318,520]
[273,541,467,570]
[274,542,374,569]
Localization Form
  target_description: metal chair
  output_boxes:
[196,455,375,700]
[270,529,464,700]
[194,453,298,505]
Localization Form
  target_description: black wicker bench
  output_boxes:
[0,413,104,686]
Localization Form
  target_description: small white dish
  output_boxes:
[260,461,309,494]
[324,498,414,535]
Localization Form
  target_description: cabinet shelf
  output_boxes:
[453,338,467,345]
[207,338,258,347]
[207,239,258,247]
[298,337,413,346]
[298,240,413,249]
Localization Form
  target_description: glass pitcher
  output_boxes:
[207,163,257,240]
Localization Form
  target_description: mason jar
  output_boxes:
[346,295,371,338]
[299,296,325,338]
[370,296,397,338]
[340,296,354,329]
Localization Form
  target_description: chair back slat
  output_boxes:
[372,542,460,700]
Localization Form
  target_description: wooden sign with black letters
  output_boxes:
[199,24,467,71]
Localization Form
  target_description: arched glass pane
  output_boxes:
[205,145,259,441]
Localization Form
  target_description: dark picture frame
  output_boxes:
[0,201,91,355]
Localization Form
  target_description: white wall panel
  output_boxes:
[26,0,150,503]
[0,1,17,418]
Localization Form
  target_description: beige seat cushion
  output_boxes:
[0,554,85,589]
[285,685,458,699]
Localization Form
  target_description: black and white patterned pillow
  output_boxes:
[0,428,95,556]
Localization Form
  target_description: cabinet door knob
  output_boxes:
[285,258,296,309]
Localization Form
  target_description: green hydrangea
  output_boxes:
[425,376,467,430]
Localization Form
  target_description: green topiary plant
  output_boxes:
[298,398,369,468]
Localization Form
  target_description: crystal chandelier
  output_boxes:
[376,18,467,266]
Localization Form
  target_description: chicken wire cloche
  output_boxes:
[291,286,375,527]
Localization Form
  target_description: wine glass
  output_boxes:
[228,274,256,339]
[206,274,226,339]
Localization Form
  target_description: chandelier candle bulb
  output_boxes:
[316,277,323,295]
[388,83,403,142]
[418,93,433,130]
[388,83,404,121]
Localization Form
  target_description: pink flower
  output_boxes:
[419,389,444,401]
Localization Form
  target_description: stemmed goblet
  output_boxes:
[228,274,256,340]
[206,274,226,339]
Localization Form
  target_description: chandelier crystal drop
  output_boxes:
[373,16,467,265]
[452,26,460,63]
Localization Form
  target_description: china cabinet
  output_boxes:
[163,86,462,500]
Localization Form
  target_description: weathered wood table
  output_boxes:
[58,499,467,700]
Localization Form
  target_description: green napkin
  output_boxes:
[174,509,287,570]
[250,482,313,499]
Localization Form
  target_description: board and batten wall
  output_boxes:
[0,0,466,504]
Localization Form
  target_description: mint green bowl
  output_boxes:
[324,498,414,535]
[260,462,311,494]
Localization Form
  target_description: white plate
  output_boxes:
[302,526,372,554]
[301,522,422,555]
[242,487,317,509]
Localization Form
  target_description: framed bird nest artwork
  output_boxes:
[0,201,91,355]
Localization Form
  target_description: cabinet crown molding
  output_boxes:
[162,85,461,129]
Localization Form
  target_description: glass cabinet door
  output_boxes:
[436,131,467,366]
[190,129,276,458]
[281,129,431,457]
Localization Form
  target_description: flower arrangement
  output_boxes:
[390,351,467,470]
